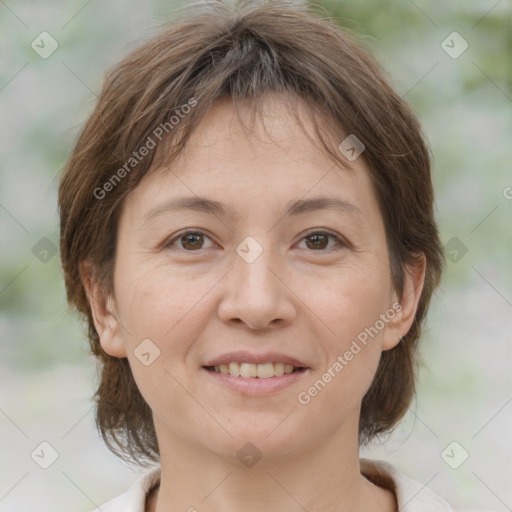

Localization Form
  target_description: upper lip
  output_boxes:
[203,351,309,368]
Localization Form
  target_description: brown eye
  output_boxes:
[181,232,204,250]
[305,233,329,250]
[299,231,344,251]
[164,230,215,251]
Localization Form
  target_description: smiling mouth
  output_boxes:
[203,362,308,379]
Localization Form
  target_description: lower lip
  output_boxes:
[201,367,310,395]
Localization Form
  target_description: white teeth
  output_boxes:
[229,362,241,376]
[240,363,258,378]
[257,362,274,379]
[273,362,285,376]
[210,362,302,378]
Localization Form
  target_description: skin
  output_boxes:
[82,94,425,512]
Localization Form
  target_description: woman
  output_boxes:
[58,1,451,510]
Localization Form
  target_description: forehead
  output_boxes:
[122,94,381,232]
[177,94,343,169]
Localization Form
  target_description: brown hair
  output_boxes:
[58,0,444,467]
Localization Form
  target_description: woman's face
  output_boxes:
[90,95,422,464]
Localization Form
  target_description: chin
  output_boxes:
[201,415,306,463]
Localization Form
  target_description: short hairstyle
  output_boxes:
[58,0,444,467]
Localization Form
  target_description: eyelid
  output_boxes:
[297,228,350,250]
[161,228,217,250]
[162,228,351,251]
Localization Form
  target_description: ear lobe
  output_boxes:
[382,254,427,351]
[80,261,127,358]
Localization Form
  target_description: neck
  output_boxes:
[152,418,396,512]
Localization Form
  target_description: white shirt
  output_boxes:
[91,458,454,511]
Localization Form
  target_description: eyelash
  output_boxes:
[162,228,348,253]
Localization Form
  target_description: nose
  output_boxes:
[217,246,297,331]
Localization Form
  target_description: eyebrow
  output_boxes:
[140,195,365,227]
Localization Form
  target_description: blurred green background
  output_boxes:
[0,1,511,511]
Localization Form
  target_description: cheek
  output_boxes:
[114,264,212,422]
[301,259,392,343]
[114,259,219,355]
[296,261,391,401]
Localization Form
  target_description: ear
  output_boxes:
[80,261,127,358]
[382,254,426,351]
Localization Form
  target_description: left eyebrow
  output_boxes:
[140,196,232,228]
[140,195,365,228]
